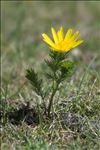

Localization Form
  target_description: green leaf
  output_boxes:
[61,61,74,69]
[26,69,43,97]
[49,51,67,61]
[60,61,74,79]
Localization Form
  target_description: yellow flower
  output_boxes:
[42,27,83,52]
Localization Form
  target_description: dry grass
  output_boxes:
[1,1,100,150]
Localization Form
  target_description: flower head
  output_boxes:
[42,27,83,52]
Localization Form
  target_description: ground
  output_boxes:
[1,1,100,150]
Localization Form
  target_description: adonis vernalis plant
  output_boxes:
[26,27,83,118]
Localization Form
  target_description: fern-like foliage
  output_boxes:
[60,61,74,81]
[26,69,43,98]
[45,51,74,82]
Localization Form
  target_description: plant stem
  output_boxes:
[47,81,60,117]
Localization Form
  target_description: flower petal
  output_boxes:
[57,27,64,42]
[64,28,72,41]
[51,27,59,44]
[72,40,84,48]
[42,33,54,46]
[71,31,79,41]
